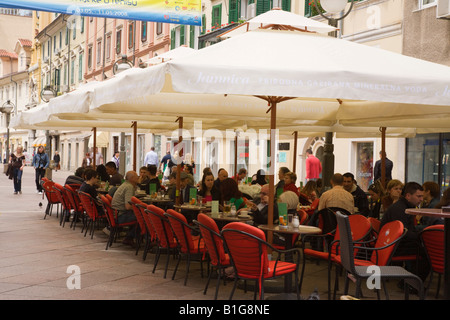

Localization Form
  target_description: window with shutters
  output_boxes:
[78,54,83,81]
[201,14,206,34]
[180,25,185,45]
[116,29,122,54]
[212,4,222,29]
[128,23,134,49]
[229,0,240,24]
[141,21,147,42]
[256,0,271,16]
[189,25,195,48]
[170,29,175,49]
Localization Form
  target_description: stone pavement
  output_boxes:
[0,167,442,306]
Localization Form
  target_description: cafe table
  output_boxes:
[206,212,253,229]
[257,224,322,299]
[406,208,450,299]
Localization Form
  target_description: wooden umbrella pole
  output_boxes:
[381,127,386,189]
[293,131,298,175]
[175,117,183,206]
[132,121,137,172]
[234,132,238,183]
[267,99,277,245]
[92,127,97,169]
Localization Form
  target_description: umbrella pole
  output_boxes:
[381,127,386,189]
[234,132,238,183]
[268,100,277,245]
[293,131,298,175]
[132,121,137,172]
[92,127,97,169]
[175,117,183,206]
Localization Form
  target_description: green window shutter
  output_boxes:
[78,54,83,81]
[256,0,271,16]
[81,17,84,33]
[281,0,291,11]
[189,25,195,48]
[71,59,75,84]
[72,19,76,40]
[170,29,175,49]
[304,0,311,17]
[65,27,69,45]
[229,0,240,24]
[201,14,206,34]
[180,25,185,45]
[212,4,222,29]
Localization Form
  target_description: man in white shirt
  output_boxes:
[144,147,158,167]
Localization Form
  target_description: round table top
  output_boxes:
[406,208,450,218]
[258,224,321,235]
[206,212,253,222]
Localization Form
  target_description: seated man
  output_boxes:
[318,173,355,214]
[105,161,123,186]
[147,164,162,192]
[246,184,279,227]
[380,182,430,281]
[65,167,85,186]
[79,168,104,215]
[111,171,139,247]
[343,172,370,216]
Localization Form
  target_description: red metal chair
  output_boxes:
[221,222,301,300]
[334,212,424,300]
[64,184,84,230]
[136,203,158,261]
[42,180,60,220]
[100,195,138,250]
[130,197,148,257]
[332,219,408,299]
[300,214,372,299]
[52,183,72,227]
[78,191,106,239]
[165,209,206,285]
[145,205,178,278]
[194,213,231,300]
[420,224,444,298]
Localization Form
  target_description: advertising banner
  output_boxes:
[0,0,201,26]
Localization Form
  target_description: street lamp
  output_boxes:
[1,100,14,163]
[312,0,355,28]
[312,0,355,190]
[40,85,57,103]
[113,54,133,74]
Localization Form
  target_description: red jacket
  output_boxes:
[306,155,322,180]
[283,183,299,196]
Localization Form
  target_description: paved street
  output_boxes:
[0,167,439,306]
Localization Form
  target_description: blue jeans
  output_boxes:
[117,210,137,239]
[13,168,23,192]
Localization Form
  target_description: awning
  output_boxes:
[88,131,109,148]
[32,136,46,147]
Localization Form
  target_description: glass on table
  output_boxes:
[223,201,231,214]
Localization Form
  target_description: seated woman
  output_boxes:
[299,180,318,205]
[198,171,221,203]
[96,164,110,183]
[283,172,299,196]
[220,178,246,210]
[367,181,384,219]
[381,179,403,210]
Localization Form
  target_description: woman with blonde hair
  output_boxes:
[10,146,25,194]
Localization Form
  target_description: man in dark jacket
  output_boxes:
[380,182,429,281]
[343,172,370,217]
[373,151,393,182]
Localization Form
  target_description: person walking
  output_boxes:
[53,151,61,172]
[144,147,158,167]
[32,146,49,194]
[10,146,25,195]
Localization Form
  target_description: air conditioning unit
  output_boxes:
[437,0,450,18]
[247,3,256,19]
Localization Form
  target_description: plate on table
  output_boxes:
[238,214,251,219]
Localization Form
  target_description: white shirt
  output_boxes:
[144,150,158,166]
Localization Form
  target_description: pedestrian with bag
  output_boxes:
[10,146,25,195]
[32,146,49,194]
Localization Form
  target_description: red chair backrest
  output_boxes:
[421,224,444,274]
[53,183,71,210]
[42,180,60,204]
[146,205,174,248]
[130,197,147,236]
[297,209,309,225]
[137,203,157,241]
[222,222,269,279]
[370,220,404,266]
[197,213,228,266]
[368,217,381,234]
[78,191,99,220]
[64,184,82,212]
[106,194,113,203]
[100,195,117,228]
[165,209,196,253]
